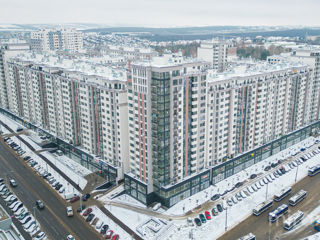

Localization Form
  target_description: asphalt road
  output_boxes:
[218,165,320,240]
[0,139,103,240]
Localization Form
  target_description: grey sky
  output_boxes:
[0,0,319,27]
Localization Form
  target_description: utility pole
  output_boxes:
[266,182,269,200]
[295,164,299,183]
[225,207,228,231]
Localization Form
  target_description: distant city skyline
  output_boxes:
[0,0,319,27]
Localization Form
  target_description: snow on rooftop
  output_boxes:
[12,51,127,82]
[208,60,308,83]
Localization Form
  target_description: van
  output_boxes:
[64,192,78,200]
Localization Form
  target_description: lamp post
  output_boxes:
[295,164,299,183]
[265,182,269,200]
[225,207,228,231]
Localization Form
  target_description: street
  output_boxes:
[0,139,103,240]
[218,169,320,240]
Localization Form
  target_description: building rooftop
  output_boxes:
[11,51,127,82]
[208,61,309,83]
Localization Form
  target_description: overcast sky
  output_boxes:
[0,0,319,27]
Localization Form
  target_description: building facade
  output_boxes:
[5,52,129,179]
[197,39,228,72]
[30,29,83,52]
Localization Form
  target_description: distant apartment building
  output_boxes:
[268,47,320,121]
[197,39,228,72]
[30,29,83,52]
[0,41,29,109]
[102,45,158,61]
[5,52,129,178]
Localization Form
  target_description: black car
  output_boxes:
[250,174,257,179]
[235,182,243,188]
[86,213,94,222]
[211,194,220,201]
[100,224,109,234]
[280,168,286,174]
[277,169,283,176]
[77,204,86,212]
[16,127,23,132]
[271,162,278,168]
[36,200,44,209]
[194,218,201,226]
[264,166,271,171]
[82,193,91,201]
[23,156,31,161]
[55,184,62,190]
[0,178,3,183]
[217,204,223,212]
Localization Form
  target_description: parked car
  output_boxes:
[83,208,92,216]
[91,217,99,226]
[199,213,206,223]
[101,224,109,234]
[211,207,219,216]
[82,193,91,201]
[105,230,114,239]
[70,196,80,203]
[211,194,220,201]
[194,218,201,226]
[205,211,211,220]
[217,204,223,212]
[111,235,119,240]
[36,200,44,210]
[34,231,46,240]
[77,204,86,212]
[250,173,257,179]
[235,182,243,188]
[86,213,94,222]
[96,220,104,229]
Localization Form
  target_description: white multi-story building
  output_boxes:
[125,53,210,204]
[0,41,29,109]
[30,29,83,52]
[5,52,129,178]
[102,45,157,61]
[206,62,313,165]
[197,39,228,72]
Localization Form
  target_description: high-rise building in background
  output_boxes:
[0,40,29,109]
[30,29,83,52]
[197,39,228,72]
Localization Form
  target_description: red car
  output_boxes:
[205,211,211,220]
[70,196,80,203]
[105,230,113,239]
[112,234,119,240]
[83,207,92,216]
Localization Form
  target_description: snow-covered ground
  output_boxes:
[100,136,320,240]
[81,205,132,240]
[100,192,146,208]
[0,113,89,191]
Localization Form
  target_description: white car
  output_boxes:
[9,201,21,209]
[67,235,75,240]
[14,207,26,216]
[34,231,46,240]
[66,206,73,217]
[96,220,103,229]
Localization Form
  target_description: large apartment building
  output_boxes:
[30,29,83,52]
[125,57,314,206]
[102,45,158,61]
[5,52,129,178]
[206,62,313,166]
[197,39,228,72]
[0,41,29,109]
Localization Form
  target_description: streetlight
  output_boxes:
[295,164,299,183]
[225,207,228,231]
[265,182,269,200]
